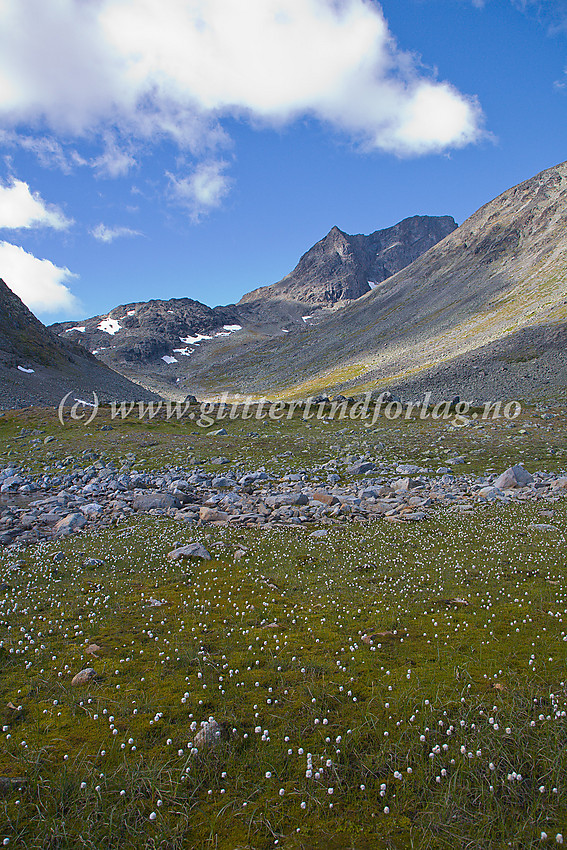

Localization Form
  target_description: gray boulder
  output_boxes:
[494,465,534,489]
[132,493,177,511]
[348,461,376,475]
[167,542,211,560]
[54,513,87,536]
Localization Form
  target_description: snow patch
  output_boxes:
[223,324,242,332]
[179,333,213,345]
[173,347,193,357]
[66,326,86,333]
[17,365,35,374]
[127,310,136,316]
[302,315,313,323]
[281,329,290,333]
[162,355,178,364]
[98,317,122,335]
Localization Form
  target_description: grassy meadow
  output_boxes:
[0,404,566,848]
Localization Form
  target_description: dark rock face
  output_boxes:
[0,278,159,409]
[52,297,241,363]
[240,215,457,306]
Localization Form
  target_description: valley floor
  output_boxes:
[1,404,566,849]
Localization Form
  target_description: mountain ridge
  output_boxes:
[51,215,457,397]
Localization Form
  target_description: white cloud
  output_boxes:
[0,177,73,230]
[92,135,137,177]
[0,0,483,161]
[91,223,142,242]
[0,240,79,314]
[168,161,232,221]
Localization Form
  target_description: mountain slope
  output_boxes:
[0,279,159,408]
[52,215,456,398]
[184,159,567,401]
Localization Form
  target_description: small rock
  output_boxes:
[199,506,229,522]
[194,719,222,749]
[71,668,97,686]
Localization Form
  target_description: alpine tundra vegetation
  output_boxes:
[0,402,566,848]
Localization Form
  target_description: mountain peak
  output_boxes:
[240,214,457,306]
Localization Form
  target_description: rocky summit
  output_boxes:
[239,215,457,306]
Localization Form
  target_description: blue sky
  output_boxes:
[0,0,566,322]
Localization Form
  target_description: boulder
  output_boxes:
[54,513,87,536]
[80,503,104,517]
[347,461,376,475]
[391,477,421,492]
[199,506,229,522]
[132,493,177,511]
[167,542,211,560]
[312,491,339,506]
[212,476,233,488]
[395,464,420,475]
[494,465,533,489]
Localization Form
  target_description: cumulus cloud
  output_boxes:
[91,223,142,242]
[167,161,232,222]
[0,240,79,314]
[0,0,483,160]
[0,177,72,230]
